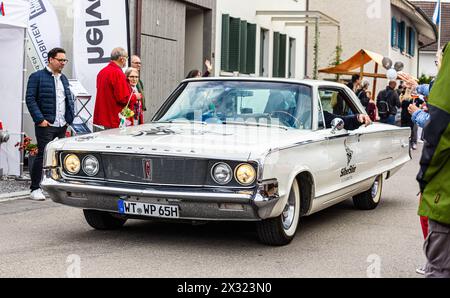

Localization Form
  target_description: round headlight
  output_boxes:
[64,154,80,175]
[235,163,256,186]
[212,163,233,185]
[82,155,99,176]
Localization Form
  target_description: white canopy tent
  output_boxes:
[0,0,29,176]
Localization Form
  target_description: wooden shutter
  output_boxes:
[391,18,397,48]
[229,17,241,72]
[246,23,257,74]
[240,20,248,73]
[399,21,406,52]
[279,34,287,78]
[273,32,280,77]
[221,14,230,72]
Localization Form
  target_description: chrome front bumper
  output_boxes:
[41,173,280,221]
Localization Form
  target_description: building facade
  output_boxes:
[132,0,216,119]
[412,0,450,77]
[307,0,436,84]
[214,0,308,79]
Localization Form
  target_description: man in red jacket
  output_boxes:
[93,47,142,130]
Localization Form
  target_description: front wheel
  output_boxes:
[83,210,127,230]
[353,175,383,210]
[256,179,301,246]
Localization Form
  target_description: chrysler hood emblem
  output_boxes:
[142,159,153,181]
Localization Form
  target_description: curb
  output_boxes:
[0,190,30,202]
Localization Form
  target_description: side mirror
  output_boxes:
[331,118,345,134]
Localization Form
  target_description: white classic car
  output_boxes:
[42,78,411,246]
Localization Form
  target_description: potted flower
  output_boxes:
[15,136,38,175]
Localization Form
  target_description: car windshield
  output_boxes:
[156,81,313,129]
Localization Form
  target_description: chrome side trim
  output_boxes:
[60,171,257,190]
[41,177,253,201]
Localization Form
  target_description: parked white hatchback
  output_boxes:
[42,78,411,246]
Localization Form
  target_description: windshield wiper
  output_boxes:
[153,120,207,125]
[221,121,289,131]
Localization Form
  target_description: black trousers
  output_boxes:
[31,125,67,191]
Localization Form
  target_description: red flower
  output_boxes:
[15,135,38,156]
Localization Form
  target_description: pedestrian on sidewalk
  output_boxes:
[346,74,361,94]
[125,67,144,125]
[93,47,142,131]
[365,91,378,122]
[131,55,147,113]
[376,80,401,125]
[186,59,213,79]
[25,48,75,201]
[417,42,450,278]
[400,88,418,150]
[355,80,370,110]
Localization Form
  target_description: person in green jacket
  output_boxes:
[417,42,450,278]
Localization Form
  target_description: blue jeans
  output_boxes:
[380,115,395,125]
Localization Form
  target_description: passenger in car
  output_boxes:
[324,111,372,131]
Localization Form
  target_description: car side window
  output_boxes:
[318,88,358,117]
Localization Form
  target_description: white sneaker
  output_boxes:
[416,265,426,275]
[30,189,46,201]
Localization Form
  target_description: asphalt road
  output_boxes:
[0,147,426,278]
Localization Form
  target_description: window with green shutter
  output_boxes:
[279,34,287,78]
[221,15,257,74]
[221,14,230,72]
[239,20,248,73]
[273,32,280,77]
[246,23,257,74]
[410,28,415,56]
[406,26,415,56]
[398,21,406,53]
[391,18,398,48]
[229,17,242,72]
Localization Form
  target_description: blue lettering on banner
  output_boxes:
[29,0,47,20]
[30,23,48,61]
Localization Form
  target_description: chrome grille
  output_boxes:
[100,153,209,186]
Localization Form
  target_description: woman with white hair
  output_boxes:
[125,67,144,125]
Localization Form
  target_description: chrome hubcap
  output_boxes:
[371,177,381,203]
[282,190,296,230]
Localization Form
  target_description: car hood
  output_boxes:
[56,122,317,161]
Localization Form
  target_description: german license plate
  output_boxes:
[118,200,179,219]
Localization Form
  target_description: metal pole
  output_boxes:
[373,63,378,101]
[438,0,442,51]
[20,29,27,178]
[135,0,142,57]
[314,17,319,79]
[337,26,341,49]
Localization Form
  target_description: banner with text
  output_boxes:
[73,0,129,127]
[26,0,61,71]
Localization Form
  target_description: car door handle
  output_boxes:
[325,133,349,140]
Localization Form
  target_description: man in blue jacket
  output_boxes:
[25,48,74,201]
